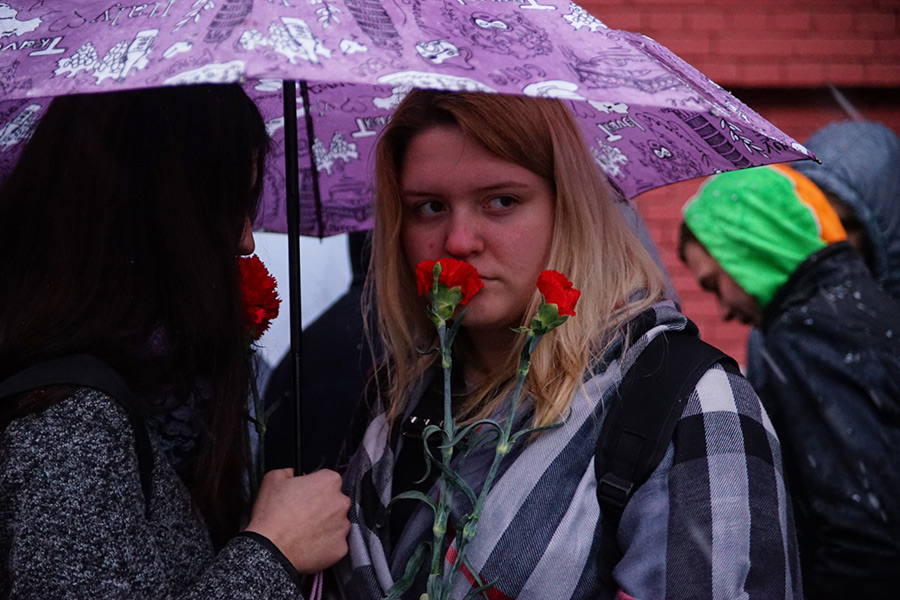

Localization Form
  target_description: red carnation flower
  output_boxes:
[537,270,581,317]
[416,258,484,306]
[239,255,281,343]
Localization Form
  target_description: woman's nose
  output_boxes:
[238,216,255,255]
[443,216,483,258]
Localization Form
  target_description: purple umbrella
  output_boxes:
[0,0,812,234]
[0,0,813,469]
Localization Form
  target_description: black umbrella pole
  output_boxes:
[282,80,304,475]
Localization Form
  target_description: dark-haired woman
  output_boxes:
[0,85,350,598]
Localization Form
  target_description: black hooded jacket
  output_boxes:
[749,242,900,598]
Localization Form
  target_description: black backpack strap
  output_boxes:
[594,329,739,589]
[0,354,154,516]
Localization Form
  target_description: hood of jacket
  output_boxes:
[683,164,846,311]
[793,121,900,298]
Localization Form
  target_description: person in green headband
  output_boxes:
[680,164,846,322]
[678,163,900,599]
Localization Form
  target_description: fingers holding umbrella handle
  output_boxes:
[244,468,351,573]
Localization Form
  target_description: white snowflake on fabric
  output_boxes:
[240,17,331,65]
[564,3,607,32]
[591,140,628,178]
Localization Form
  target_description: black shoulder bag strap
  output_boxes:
[594,330,740,591]
[0,354,154,516]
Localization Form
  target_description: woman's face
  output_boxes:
[400,125,555,334]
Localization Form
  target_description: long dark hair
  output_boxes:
[0,84,269,546]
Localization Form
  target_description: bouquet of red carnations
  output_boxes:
[387,258,580,600]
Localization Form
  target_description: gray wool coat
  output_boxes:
[1,387,301,599]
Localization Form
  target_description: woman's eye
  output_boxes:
[415,200,445,216]
[487,195,517,210]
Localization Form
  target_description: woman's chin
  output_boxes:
[458,312,522,339]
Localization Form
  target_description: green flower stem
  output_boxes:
[248,353,268,500]
[444,332,541,594]
[426,321,458,600]
[409,265,568,600]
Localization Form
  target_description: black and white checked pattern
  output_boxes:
[338,301,802,600]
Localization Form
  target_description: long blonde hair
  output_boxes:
[366,90,667,429]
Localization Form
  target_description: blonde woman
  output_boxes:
[337,90,801,599]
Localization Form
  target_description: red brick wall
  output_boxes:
[582,0,900,88]
[578,1,900,366]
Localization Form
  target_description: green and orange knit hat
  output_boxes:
[683,164,846,311]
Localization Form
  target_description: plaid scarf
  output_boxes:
[337,300,800,599]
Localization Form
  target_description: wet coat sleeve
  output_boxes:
[611,364,803,599]
[0,389,301,600]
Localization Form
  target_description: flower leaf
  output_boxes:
[453,419,502,446]
[460,556,495,600]
[530,302,568,334]
[263,398,282,420]
[509,420,564,443]
[389,490,438,513]
[447,305,469,341]
[384,541,431,600]
[426,460,477,506]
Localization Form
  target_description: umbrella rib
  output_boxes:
[299,80,326,238]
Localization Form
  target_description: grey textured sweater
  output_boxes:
[0,387,300,599]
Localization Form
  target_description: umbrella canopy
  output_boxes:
[0,0,812,238]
